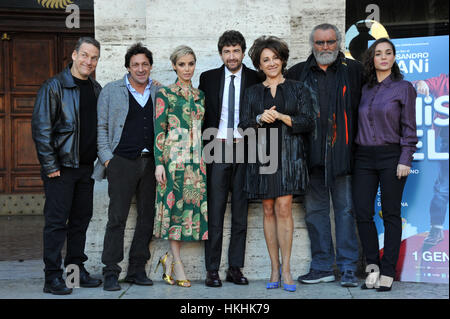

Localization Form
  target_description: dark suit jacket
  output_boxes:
[199,64,261,137]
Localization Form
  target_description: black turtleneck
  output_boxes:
[73,76,97,164]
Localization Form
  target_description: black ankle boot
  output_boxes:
[103,274,121,291]
[43,277,73,295]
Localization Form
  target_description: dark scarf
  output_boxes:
[298,52,353,186]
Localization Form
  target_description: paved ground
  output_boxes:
[0,215,448,318]
[0,259,448,300]
[0,215,45,261]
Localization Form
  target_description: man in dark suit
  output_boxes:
[199,30,261,287]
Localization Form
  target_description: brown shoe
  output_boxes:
[226,267,249,285]
[205,270,222,287]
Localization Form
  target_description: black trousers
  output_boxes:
[205,142,249,271]
[102,154,156,276]
[42,165,94,282]
[352,145,407,278]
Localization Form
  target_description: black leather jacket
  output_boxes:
[238,79,316,196]
[31,64,102,175]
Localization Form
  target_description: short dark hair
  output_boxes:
[248,36,289,77]
[125,42,153,68]
[74,37,101,55]
[217,30,246,54]
[363,38,403,88]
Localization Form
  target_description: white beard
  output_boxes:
[313,49,339,66]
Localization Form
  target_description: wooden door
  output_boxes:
[0,33,90,193]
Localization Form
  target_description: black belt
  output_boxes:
[140,152,152,158]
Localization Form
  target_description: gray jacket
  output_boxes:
[92,74,160,181]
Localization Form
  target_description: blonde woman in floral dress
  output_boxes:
[153,45,208,287]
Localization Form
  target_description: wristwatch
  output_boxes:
[256,114,263,125]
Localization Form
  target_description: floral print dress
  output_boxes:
[153,79,208,241]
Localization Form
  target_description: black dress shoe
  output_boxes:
[205,270,222,287]
[103,274,121,291]
[125,272,154,286]
[43,277,73,295]
[226,267,249,285]
[80,271,102,288]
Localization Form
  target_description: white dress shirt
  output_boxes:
[217,66,243,139]
[125,75,152,107]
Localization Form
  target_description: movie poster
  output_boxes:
[373,35,449,283]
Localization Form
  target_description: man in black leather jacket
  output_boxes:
[31,37,103,295]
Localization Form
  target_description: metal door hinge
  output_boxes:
[1,33,11,41]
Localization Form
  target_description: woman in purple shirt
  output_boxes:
[353,38,418,292]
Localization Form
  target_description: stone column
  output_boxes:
[94,0,147,85]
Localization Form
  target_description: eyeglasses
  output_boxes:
[314,40,337,47]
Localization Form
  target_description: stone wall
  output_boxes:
[88,0,346,280]
[94,0,346,86]
[85,182,312,280]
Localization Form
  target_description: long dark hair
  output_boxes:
[363,38,403,88]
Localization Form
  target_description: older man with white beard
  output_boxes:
[287,23,364,287]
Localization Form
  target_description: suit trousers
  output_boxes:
[102,154,156,276]
[352,144,407,278]
[205,143,249,271]
[42,164,94,282]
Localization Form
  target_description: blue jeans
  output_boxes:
[304,168,359,272]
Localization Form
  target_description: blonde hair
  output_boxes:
[170,45,196,65]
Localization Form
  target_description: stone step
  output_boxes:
[85,181,313,281]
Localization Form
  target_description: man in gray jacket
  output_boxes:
[92,43,160,291]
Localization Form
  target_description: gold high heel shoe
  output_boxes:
[172,261,191,288]
[155,252,175,285]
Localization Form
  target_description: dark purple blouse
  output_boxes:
[355,75,418,167]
